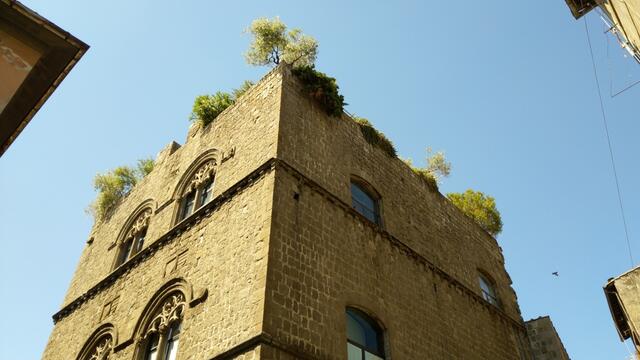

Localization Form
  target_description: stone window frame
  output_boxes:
[132,278,197,360]
[350,176,383,227]
[75,323,117,360]
[346,306,387,360]
[478,270,501,308]
[111,201,154,270]
[171,149,221,225]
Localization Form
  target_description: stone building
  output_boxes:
[42,65,534,359]
[605,266,640,355]
[525,316,571,360]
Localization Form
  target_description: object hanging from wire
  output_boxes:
[565,0,640,65]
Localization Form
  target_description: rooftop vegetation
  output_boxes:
[88,158,154,221]
[447,190,503,237]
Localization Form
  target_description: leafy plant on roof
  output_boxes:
[446,189,503,237]
[245,17,345,117]
[245,17,317,67]
[403,147,451,191]
[293,66,345,117]
[89,158,155,221]
[189,81,255,127]
[352,116,397,157]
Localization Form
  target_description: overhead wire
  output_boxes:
[584,17,635,268]
[596,7,640,97]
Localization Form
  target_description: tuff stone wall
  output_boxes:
[276,66,522,321]
[43,65,532,360]
[42,67,284,359]
[261,66,531,359]
[60,67,282,305]
[525,316,571,360]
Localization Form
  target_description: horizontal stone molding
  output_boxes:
[52,158,278,323]
[54,157,524,331]
[208,332,314,360]
[274,159,527,330]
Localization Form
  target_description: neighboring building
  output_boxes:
[42,65,534,359]
[525,316,571,360]
[605,266,640,355]
[0,0,88,156]
[564,0,640,63]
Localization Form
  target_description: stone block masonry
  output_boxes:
[42,65,533,359]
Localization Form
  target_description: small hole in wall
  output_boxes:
[87,237,94,245]
[293,192,300,200]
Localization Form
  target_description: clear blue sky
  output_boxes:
[1,1,639,359]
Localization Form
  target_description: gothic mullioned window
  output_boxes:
[85,335,112,360]
[177,160,215,222]
[346,308,386,360]
[350,179,381,225]
[76,325,115,360]
[115,208,152,268]
[140,292,186,360]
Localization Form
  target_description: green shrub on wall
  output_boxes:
[292,65,345,117]
[403,159,439,191]
[190,92,235,127]
[89,158,155,221]
[446,190,503,236]
[352,116,397,157]
[190,81,255,127]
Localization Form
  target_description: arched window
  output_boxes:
[478,272,500,307]
[346,308,385,360]
[139,292,186,360]
[177,160,216,222]
[350,179,381,225]
[76,324,115,360]
[115,208,152,268]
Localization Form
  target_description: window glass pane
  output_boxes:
[200,179,214,205]
[146,333,159,360]
[164,338,179,360]
[365,351,384,360]
[181,192,196,220]
[134,228,147,253]
[346,309,383,354]
[351,183,378,224]
[348,343,363,360]
[164,322,181,360]
[347,311,367,345]
[118,239,133,265]
[479,275,498,305]
[351,183,375,210]
[147,349,158,360]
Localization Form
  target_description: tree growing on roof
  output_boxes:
[245,17,318,67]
[446,189,503,237]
